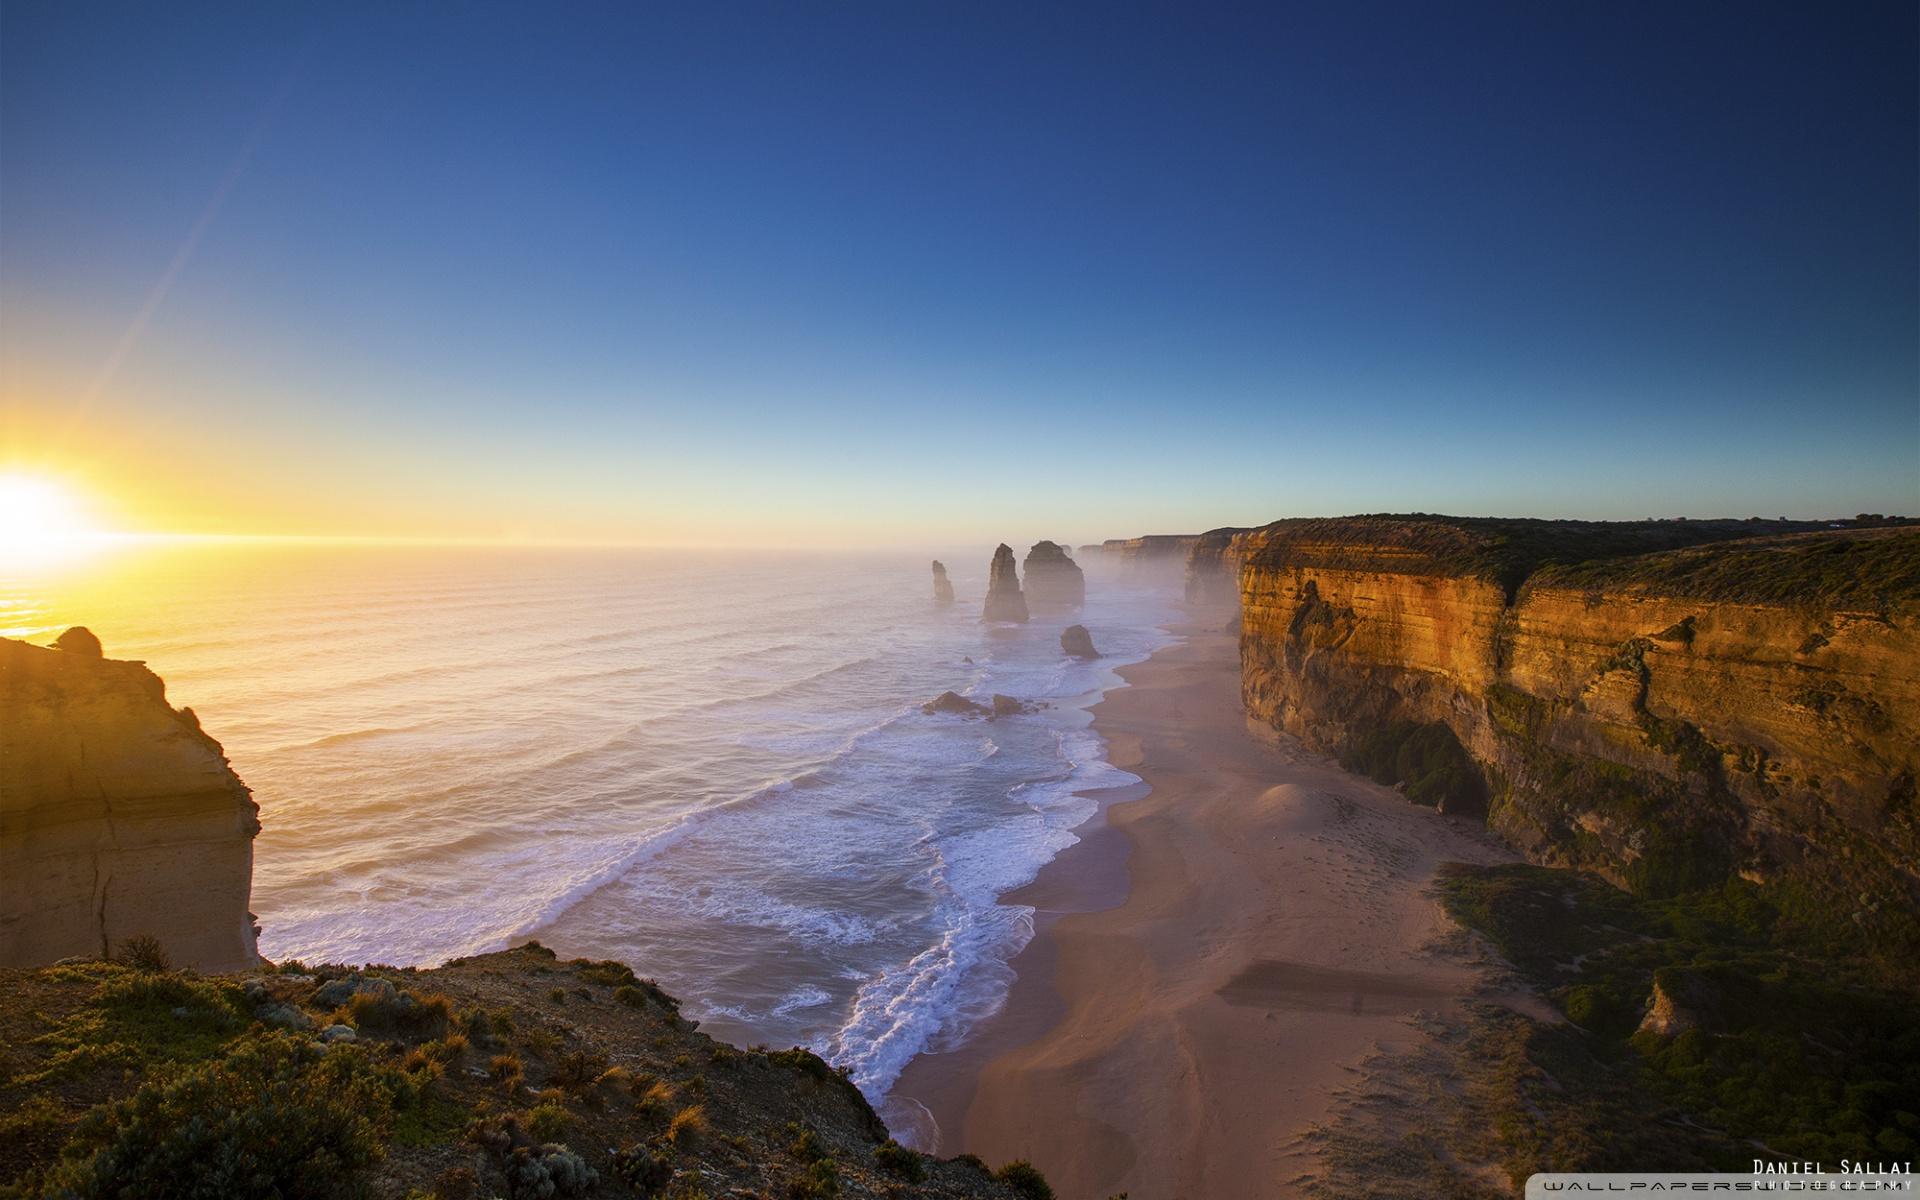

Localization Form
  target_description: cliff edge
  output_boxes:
[1237,517,1920,963]
[0,632,261,972]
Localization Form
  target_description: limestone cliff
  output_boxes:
[1099,534,1201,580]
[1237,517,1920,958]
[932,559,955,604]
[980,544,1029,623]
[1,632,261,971]
[1183,526,1253,607]
[1021,540,1085,608]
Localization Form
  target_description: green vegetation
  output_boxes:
[1532,527,1920,609]
[0,948,1032,1199]
[1243,514,1838,600]
[1439,862,1920,1173]
[35,1032,415,1199]
[994,1159,1055,1200]
[1338,719,1485,812]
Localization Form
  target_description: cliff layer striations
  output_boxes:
[1236,517,1920,961]
[1,632,261,972]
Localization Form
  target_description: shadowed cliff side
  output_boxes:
[980,544,1029,624]
[1021,541,1084,609]
[1,632,261,973]
[932,560,955,604]
[1183,526,1253,608]
[1236,516,1920,969]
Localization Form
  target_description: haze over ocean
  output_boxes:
[1,541,1177,1106]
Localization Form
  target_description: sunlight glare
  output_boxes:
[0,473,116,570]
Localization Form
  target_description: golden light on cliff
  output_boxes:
[0,472,117,570]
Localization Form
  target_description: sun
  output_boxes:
[0,473,115,570]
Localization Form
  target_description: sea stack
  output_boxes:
[1022,540,1086,609]
[1061,624,1100,659]
[981,543,1030,623]
[1,631,262,971]
[931,560,955,603]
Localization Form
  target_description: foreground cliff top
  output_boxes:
[0,945,1044,1199]
[1236,513,1908,600]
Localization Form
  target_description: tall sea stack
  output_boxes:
[981,544,1030,623]
[1022,540,1085,609]
[1,631,262,971]
[932,560,955,603]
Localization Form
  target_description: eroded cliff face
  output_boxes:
[1238,518,1920,957]
[1,632,261,971]
[1098,534,1201,583]
[1183,527,1253,608]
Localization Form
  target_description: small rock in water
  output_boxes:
[923,690,989,717]
[1061,624,1100,659]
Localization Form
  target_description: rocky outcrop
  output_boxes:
[922,691,1038,719]
[1,633,261,972]
[1237,516,1920,960]
[1183,527,1254,608]
[932,560,955,604]
[1022,541,1085,609]
[1061,625,1100,659]
[981,543,1029,623]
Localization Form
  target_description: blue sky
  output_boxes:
[3,1,1915,544]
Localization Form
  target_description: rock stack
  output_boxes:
[1061,624,1100,659]
[980,544,1029,623]
[1022,541,1085,609]
[931,560,955,603]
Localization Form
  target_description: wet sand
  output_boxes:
[890,620,1521,1198]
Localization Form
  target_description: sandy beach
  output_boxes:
[890,620,1525,1199]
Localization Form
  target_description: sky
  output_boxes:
[2,1,1916,546]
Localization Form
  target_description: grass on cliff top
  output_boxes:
[1529,526,1920,609]
[1238,514,1842,599]
[1438,863,1920,1174]
[0,946,1042,1200]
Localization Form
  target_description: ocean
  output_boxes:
[1,542,1180,1111]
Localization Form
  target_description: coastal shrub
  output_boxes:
[37,1033,403,1199]
[610,1142,674,1192]
[575,960,638,988]
[995,1159,1055,1200]
[667,1104,706,1147]
[551,1048,608,1090]
[790,1158,839,1198]
[949,1153,989,1172]
[786,1123,823,1162]
[24,971,246,1084]
[349,987,453,1038]
[116,934,171,973]
[525,1099,571,1140]
[505,1144,596,1199]
[490,1051,525,1092]
[433,1166,479,1200]
[874,1138,925,1181]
